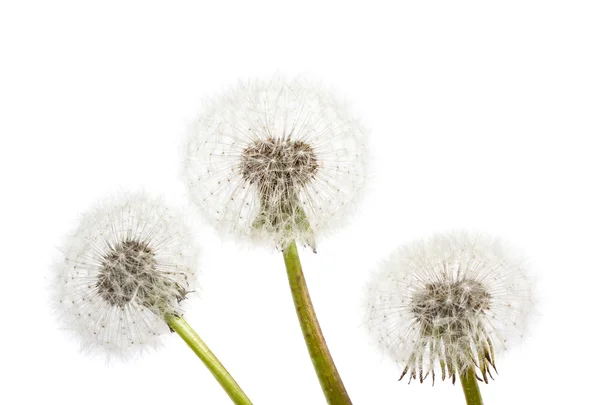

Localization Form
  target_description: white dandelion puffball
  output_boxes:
[53,192,199,359]
[183,76,368,251]
[365,231,534,384]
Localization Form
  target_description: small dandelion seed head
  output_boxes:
[183,75,368,251]
[52,192,199,359]
[364,231,534,384]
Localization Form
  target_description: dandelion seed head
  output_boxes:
[183,76,368,251]
[53,192,199,359]
[365,231,534,384]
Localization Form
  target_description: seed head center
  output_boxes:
[411,279,491,332]
[240,137,319,188]
[97,239,160,307]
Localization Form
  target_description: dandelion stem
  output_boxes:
[282,240,353,405]
[459,367,484,405]
[165,314,253,405]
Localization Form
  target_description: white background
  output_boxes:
[1,1,599,404]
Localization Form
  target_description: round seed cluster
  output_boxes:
[365,232,533,384]
[53,193,198,359]
[183,76,367,251]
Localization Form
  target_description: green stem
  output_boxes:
[282,241,353,405]
[165,314,253,405]
[459,367,484,405]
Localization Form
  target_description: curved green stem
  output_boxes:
[282,241,353,405]
[165,314,253,405]
[459,367,484,405]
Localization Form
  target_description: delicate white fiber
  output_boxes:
[53,192,199,359]
[183,76,368,251]
[365,231,534,384]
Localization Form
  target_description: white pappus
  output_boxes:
[365,231,534,384]
[53,192,199,359]
[183,76,368,251]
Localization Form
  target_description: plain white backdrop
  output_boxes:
[1,1,599,404]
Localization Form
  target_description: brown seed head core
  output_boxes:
[240,137,319,190]
[401,279,497,384]
[411,279,491,335]
[97,239,184,308]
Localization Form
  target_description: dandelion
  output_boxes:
[183,75,367,251]
[53,192,197,357]
[183,76,367,405]
[53,192,252,404]
[365,232,534,404]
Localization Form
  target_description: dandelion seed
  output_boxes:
[365,231,534,384]
[183,76,368,251]
[53,192,199,359]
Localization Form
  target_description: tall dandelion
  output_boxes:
[183,76,367,251]
[365,231,534,405]
[183,76,368,404]
[53,192,252,405]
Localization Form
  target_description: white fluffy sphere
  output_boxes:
[53,192,199,359]
[365,231,534,384]
[183,76,368,251]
